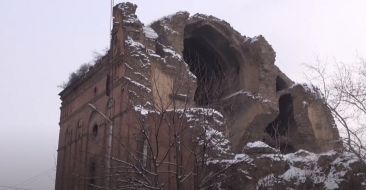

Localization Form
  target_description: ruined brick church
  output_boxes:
[55,2,365,190]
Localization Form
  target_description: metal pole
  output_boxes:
[110,0,114,33]
[88,103,113,189]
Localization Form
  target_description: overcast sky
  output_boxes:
[0,0,365,189]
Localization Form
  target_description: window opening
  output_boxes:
[92,124,98,138]
[106,74,111,96]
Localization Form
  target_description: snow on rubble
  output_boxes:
[205,141,364,190]
[255,146,362,190]
[246,141,273,149]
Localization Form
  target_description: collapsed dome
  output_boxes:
[183,23,241,106]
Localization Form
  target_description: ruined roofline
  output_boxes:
[58,51,110,98]
[59,2,277,99]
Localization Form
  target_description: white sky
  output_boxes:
[0,0,365,189]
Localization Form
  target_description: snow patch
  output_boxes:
[125,36,145,49]
[223,89,271,103]
[208,153,253,165]
[257,149,360,190]
[203,127,230,155]
[133,72,149,81]
[280,166,307,185]
[284,150,318,164]
[133,105,156,116]
[143,26,158,39]
[163,47,182,60]
[331,151,359,169]
[246,141,274,149]
[250,36,260,44]
[124,63,133,70]
[191,13,224,23]
[124,76,152,93]
[302,101,308,107]
[117,4,140,24]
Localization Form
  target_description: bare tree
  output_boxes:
[99,53,231,190]
[305,58,366,164]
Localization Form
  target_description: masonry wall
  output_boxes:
[55,6,186,188]
[56,2,342,190]
[55,22,136,188]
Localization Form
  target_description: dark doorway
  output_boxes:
[265,94,296,153]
